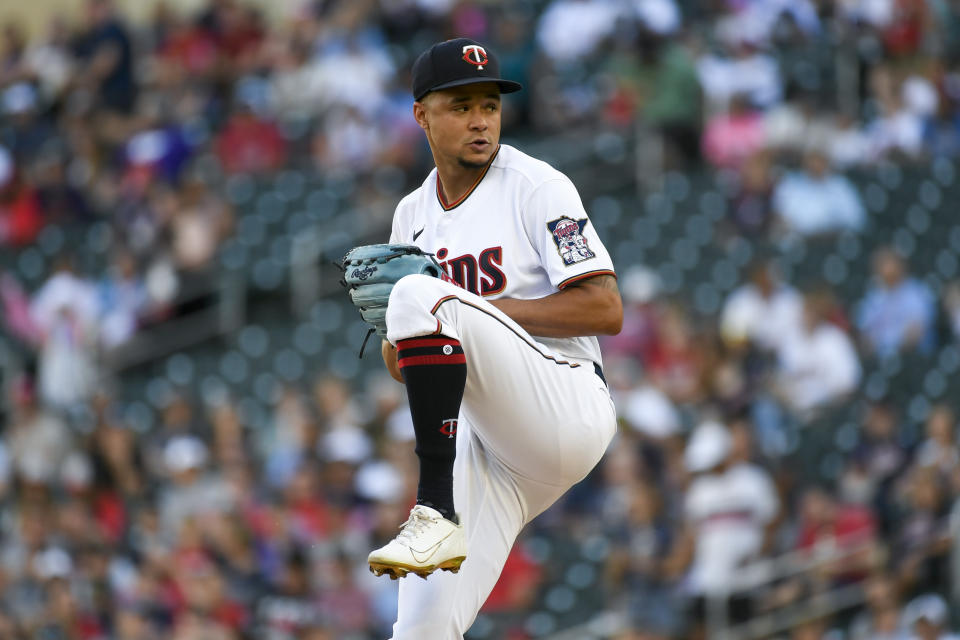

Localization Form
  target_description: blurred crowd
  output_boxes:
[1,0,960,639]
[597,249,958,639]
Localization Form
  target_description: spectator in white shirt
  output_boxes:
[665,421,779,637]
[536,0,622,63]
[159,436,235,543]
[773,149,866,236]
[30,256,100,410]
[720,259,803,352]
[864,66,928,162]
[775,291,861,415]
[696,44,782,110]
[827,112,872,169]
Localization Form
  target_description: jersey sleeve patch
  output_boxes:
[546,216,596,266]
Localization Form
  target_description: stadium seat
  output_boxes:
[237,324,270,360]
[165,352,196,387]
[225,173,256,206]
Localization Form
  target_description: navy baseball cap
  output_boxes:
[411,38,523,101]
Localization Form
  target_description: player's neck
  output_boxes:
[434,148,497,207]
[436,168,480,206]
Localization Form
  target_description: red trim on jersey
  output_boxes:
[436,145,501,211]
[431,295,459,314]
[557,269,617,290]
[398,354,467,368]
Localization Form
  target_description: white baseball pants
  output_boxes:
[385,275,617,640]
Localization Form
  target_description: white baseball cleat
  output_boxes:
[368,504,466,580]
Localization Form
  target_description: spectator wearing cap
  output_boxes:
[319,426,372,508]
[857,247,936,358]
[665,421,779,638]
[903,593,960,640]
[158,435,234,543]
[620,379,681,442]
[772,148,866,236]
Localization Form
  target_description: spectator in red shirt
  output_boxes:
[0,165,44,247]
[156,13,217,78]
[796,485,879,585]
[646,304,705,403]
[214,102,286,175]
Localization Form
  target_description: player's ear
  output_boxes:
[413,100,429,131]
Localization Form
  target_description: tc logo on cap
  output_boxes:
[462,45,488,70]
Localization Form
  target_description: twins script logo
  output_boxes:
[351,265,378,281]
[462,45,488,70]
[440,418,458,438]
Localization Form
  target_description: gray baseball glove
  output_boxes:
[342,243,445,340]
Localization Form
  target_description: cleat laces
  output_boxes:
[396,507,439,546]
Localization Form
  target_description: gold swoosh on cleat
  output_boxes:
[409,541,443,564]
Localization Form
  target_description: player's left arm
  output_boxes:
[488,274,622,337]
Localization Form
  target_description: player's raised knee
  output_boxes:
[391,272,435,297]
[385,274,454,343]
[388,273,448,306]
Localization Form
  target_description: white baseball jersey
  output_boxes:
[389,143,616,364]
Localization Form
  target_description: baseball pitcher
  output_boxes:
[343,37,621,640]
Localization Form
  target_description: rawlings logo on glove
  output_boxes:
[351,265,379,281]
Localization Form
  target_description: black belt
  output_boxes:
[593,362,607,386]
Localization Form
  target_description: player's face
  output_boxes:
[416,82,501,170]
